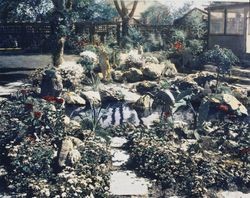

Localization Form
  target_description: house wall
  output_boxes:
[208,35,245,57]
[207,4,248,58]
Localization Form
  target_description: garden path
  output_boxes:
[109,137,151,197]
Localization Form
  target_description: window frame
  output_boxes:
[209,9,226,35]
[209,7,245,36]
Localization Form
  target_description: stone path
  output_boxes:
[109,137,151,197]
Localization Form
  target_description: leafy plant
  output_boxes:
[200,45,239,92]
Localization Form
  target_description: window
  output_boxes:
[226,9,244,34]
[210,10,225,34]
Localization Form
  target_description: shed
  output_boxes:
[206,2,250,58]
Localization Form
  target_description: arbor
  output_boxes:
[113,0,138,37]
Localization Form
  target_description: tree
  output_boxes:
[50,0,94,67]
[140,4,172,25]
[113,0,138,37]
[0,0,53,22]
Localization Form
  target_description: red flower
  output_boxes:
[173,41,183,51]
[55,97,64,104]
[20,89,27,95]
[34,111,42,118]
[43,96,56,102]
[218,104,229,112]
[164,112,171,118]
[25,103,33,110]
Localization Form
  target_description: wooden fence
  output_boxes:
[0,22,169,50]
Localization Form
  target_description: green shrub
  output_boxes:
[0,91,111,197]
[200,45,239,91]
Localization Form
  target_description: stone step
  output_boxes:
[111,148,129,168]
[225,75,250,85]
[231,67,250,78]
[109,170,150,197]
[110,137,128,148]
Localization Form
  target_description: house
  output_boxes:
[206,1,250,58]
[174,8,208,27]
[173,8,208,40]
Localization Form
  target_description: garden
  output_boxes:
[0,0,249,197]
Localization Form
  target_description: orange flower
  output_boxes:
[173,41,183,51]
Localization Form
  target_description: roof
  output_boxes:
[174,8,208,25]
[206,2,250,10]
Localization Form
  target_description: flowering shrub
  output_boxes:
[58,62,84,90]
[0,90,111,197]
[200,45,239,91]
[173,41,184,52]
[5,137,111,197]
[79,50,98,73]
[127,123,250,197]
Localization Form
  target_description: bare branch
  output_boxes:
[121,0,126,13]
[114,0,123,17]
[128,0,138,18]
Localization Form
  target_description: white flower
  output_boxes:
[79,51,98,63]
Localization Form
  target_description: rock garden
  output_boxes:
[0,1,250,197]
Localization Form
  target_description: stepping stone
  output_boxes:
[110,170,150,197]
[111,149,129,167]
[110,137,128,148]
[217,191,250,198]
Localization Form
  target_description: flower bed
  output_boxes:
[126,121,250,197]
[0,91,111,197]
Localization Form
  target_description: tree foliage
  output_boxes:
[0,0,54,22]
[140,4,172,25]
[0,0,116,23]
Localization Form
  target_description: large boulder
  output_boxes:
[143,55,159,64]
[163,60,178,77]
[188,71,217,87]
[230,85,248,103]
[112,70,124,83]
[100,88,125,103]
[136,82,158,95]
[81,91,101,106]
[58,136,83,168]
[142,63,165,80]
[208,93,248,116]
[134,95,154,110]
[123,68,143,83]
[40,69,63,97]
[125,54,144,69]
[62,92,86,105]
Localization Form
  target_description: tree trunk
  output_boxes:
[52,37,65,67]
[122,17,129,37]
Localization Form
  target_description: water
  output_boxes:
[69,102,162,128]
